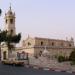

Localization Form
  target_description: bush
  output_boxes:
[69,49,75,61]
[70,61,75,65]
[58,56,66,62]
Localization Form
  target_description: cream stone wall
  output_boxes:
[34,37,74,47]
[33,47,73,57]
[23,48,34,54]
[22,37,74,58]
[4,7,16,36]
[22,37,35,48]
[1,45,8,61]
[34,38,48,46]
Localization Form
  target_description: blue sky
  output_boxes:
[0,0,75,41]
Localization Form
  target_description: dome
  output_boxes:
[7,10,13,15]
[5,5,14,16]
[42,46,50,57]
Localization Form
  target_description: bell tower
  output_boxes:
[4,5,16,35]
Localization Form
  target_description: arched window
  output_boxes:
[52,42,54,46]
[10,29,13,34]
[41,41,43,46]
[61,42,64,46]
[17,52,20,60]
[3,51,7,60]
[10,19,13,24]
[28,42,31,46]
[6,19,7,23]
[69,44,72,47]
[10,11,12,15]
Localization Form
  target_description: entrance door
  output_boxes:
[3,51,7,60]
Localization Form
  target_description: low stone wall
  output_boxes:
[28,54,75,72]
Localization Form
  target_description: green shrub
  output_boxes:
[70,61,75,65]
[58,56,66,62]
[69,49,75,61]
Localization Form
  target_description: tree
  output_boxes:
[0,30,21,50]
[0,30,21,60]
[0,9,2,59]
[69,49,75,62]
[69,49,75,65]
[0,30,7,59]
[58,55,66,62]
[0,8,2,43]
[5,33,21,50]
[0,30,7,43]
[12,33,21,43]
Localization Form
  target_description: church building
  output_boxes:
[0,6,75,61]
[22,36,75,58]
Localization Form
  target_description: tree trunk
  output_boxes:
[0,43,1,60]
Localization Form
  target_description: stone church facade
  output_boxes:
[22,36,75,58]
[0,6,75,61]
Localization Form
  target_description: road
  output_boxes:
[0,63,74,75]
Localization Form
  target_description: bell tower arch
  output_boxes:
[4,5,16,35]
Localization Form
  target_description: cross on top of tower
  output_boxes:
[9,3,11,10]
[5,3,15,16]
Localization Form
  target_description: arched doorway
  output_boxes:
[3,51,7,60]
[17,52,20,60]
